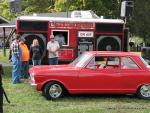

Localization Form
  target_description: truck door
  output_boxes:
[77,31,94,56]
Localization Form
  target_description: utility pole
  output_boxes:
[65,0,69,18]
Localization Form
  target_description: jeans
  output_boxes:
[32,59,41,66]
[21,61,29,79]
[48,57,58,65]
[11,49,22,84]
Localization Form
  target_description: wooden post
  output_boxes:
[2,27,6,57]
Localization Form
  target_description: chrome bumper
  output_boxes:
[30,82,37,86]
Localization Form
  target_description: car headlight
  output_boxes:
[30,72,35,81]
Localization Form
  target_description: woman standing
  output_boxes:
[30,39,43,66]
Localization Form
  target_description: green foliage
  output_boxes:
[21,0,54,14]
[132,0,150,42]
[53,0,121,18]
[0,49,10,64]
[53,0,83,12]
[0,0,15,20]
[83,0,121,18]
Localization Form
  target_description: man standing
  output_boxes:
[10,34,22,84]
[19,38,30,79]
[47,35,60,65]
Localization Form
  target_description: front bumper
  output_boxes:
[29,77,37,86]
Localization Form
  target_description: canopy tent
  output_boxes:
[0,16,16,56]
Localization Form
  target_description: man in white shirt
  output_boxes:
[47,35,60,65]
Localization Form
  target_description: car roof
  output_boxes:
[84,51,140,57]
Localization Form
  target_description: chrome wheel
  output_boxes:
[139,84,150,98]
[49,84,63,99]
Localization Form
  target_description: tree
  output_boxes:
[0,0,55,19]
[0,0,16,20]
[52,0,121,18]
[128,0,150,43]
[21,0,54,14]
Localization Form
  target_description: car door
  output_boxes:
[119,56,146,92]
[78,56,122,93]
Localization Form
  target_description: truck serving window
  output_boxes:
[19,21,48,31]
[52,30,69,46]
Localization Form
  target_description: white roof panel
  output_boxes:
[17,16,124,24]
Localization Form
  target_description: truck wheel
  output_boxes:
[137,84,150,99]
[44,82,64,100]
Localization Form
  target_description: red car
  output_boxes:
[29,51,150,100]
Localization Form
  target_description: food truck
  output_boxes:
[16,11,128,63]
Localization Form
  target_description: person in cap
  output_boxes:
[10,34,22,84]
[47,35,60,65]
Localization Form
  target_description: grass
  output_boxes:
[0,49,10,64]
[3,69,150,113]
[1,49,150,113]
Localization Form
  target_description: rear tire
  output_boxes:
[137,84,150,99]
[43,81,64,100]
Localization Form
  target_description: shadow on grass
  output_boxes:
[44,93,150,103]
[60,93,136,100]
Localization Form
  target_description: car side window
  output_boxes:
[86,57,96,69]
[95,56,107,69]
[86,56,106,69]
[86,56,120,69]
[121,57,139,69]
[105,57,119,69]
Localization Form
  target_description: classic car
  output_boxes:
[29,51,150,100]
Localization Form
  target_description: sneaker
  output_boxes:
[19,79,25,83]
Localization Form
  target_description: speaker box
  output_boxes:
[121,1,133,17]
[125,1,133,17]
[96,35,122,51]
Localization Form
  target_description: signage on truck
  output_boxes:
[78,31,94,37]
[49,22,95,29]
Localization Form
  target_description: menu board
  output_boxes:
[78,37,94,55]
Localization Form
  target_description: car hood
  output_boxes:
[29,64,79,75]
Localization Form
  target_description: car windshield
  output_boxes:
[70,53,93,67]
[140,56,150,68]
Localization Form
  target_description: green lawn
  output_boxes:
[0,49,10,64]
[1,49,150,113]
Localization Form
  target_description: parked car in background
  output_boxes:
[29,51,150,100]
[141,47,150,64]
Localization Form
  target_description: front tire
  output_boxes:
[43,81,64,100]
[137,84,150,99]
